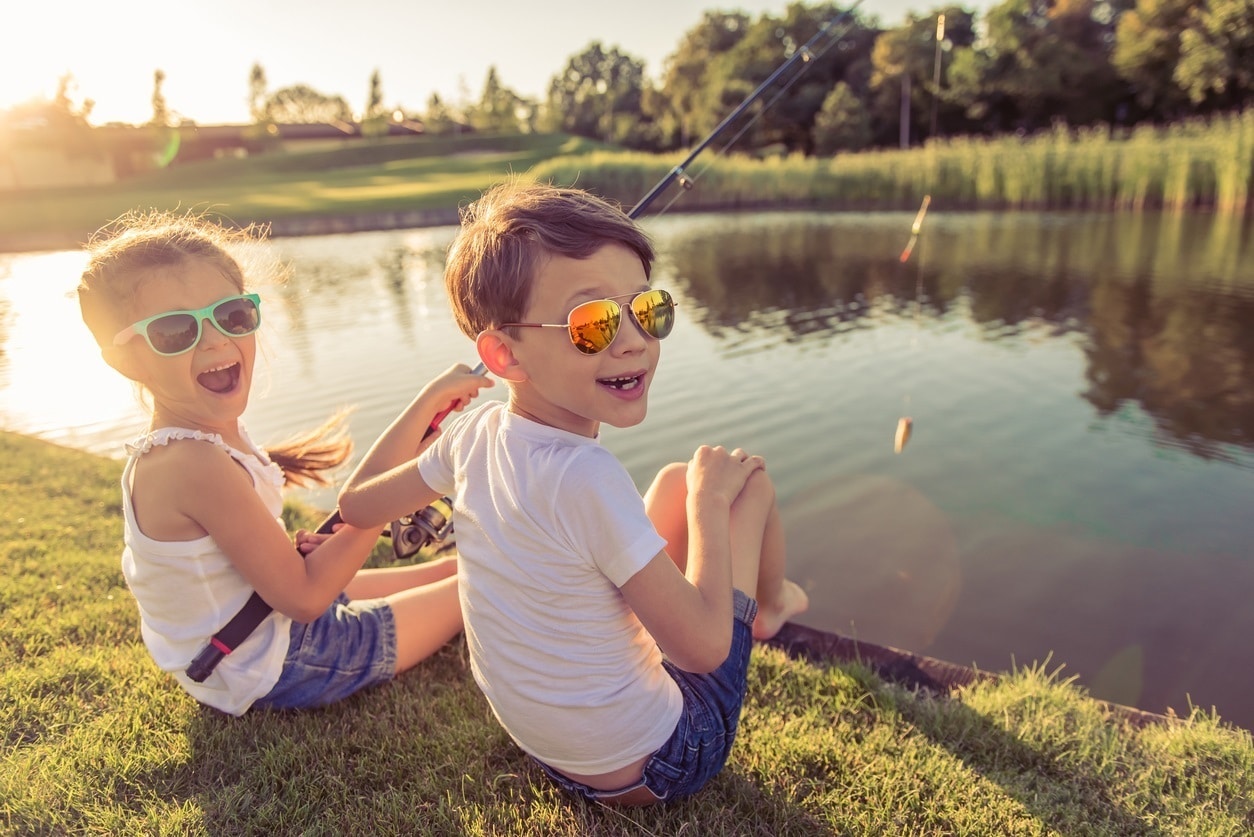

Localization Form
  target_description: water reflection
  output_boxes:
[661,211,1254,458]
[2,210,1252,729]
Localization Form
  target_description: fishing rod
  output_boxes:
[186,364,487,683]
[187,2,875,682]
[344,0,874,553]
[631,0,867,219]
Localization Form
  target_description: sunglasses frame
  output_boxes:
[113,293,263,357]
[500,289,676,355]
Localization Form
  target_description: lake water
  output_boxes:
[2,209,1252,730]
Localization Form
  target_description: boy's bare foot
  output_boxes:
[752,579,809,641]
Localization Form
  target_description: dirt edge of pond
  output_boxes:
[767,622,1177,729]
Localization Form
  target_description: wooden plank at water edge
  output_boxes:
[766,623,1177,729]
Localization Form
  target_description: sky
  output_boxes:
[1,0,965,126]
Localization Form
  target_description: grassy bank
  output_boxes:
[3,113,1252,254]
[2,429,1251,835]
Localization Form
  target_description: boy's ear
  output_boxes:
[476,329,527,383]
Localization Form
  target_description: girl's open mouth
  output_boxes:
[197,362,241,394]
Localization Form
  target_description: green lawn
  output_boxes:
[2,429,1252,835]
[0,133,612,246]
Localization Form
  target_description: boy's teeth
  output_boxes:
[602,375,640,390]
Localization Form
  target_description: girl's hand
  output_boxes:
[294,525,340,555]
[686,445,765,508]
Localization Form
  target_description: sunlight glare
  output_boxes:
[0,251,147,455]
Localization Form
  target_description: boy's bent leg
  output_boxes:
[643,462,690,572]
[729,471,808,640]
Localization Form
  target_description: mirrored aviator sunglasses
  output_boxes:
[113,293,262,356]
[503,289,676,355]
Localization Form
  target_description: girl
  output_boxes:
[77,210,492,715]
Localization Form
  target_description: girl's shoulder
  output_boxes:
[126,427,231,457]
[126,426,284,485]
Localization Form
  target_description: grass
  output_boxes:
[4,112,1253,253]
[0,132,609,245]
[2,429,1252,835]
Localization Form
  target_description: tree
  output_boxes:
[424,92,454,133]
[545,42,647,145]
[265,85,352,124]
[654,4,879,155]
[654,10,754,148]
[1112,0,1193,119]
[362,68,389,139]
[248,62,269,123]
[50,73,94,127]
[945,0,1128,134]
[470,66,526,132]
[1173,0,1254,110]
[150,69,170,127]
[813,82,873,153]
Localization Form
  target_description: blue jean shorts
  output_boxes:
[536,589,759,804]
[252,593,396,710]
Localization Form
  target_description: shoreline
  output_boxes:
[0,207,466,256]
[768,622,1177,729]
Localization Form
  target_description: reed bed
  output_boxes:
[531,109,1254,215]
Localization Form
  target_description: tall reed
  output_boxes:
[528,110,1254,215]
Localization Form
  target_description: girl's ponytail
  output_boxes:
[266,408,354,488]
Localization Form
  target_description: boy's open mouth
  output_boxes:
[198,362,241,394]
[598,373,644,391]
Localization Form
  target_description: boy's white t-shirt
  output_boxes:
[419,402,683,775]
[119,425,292,716]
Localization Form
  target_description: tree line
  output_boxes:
[9,0,1254,156]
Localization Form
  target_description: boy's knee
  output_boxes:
[742,468,776,505]
[658,461,688,489]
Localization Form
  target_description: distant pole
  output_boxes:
[900,73,911,149]
[930,14,946,140]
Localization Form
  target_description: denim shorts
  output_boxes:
[536,589,759,804]
[252,593,396,711]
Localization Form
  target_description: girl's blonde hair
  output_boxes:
[77,209,351,487]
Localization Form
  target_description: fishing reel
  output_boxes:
[387,497,456,560]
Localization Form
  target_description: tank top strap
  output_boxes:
[124,426,285,490]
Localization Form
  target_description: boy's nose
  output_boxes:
[614,311,650,353]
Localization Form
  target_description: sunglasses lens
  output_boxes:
[145,314,200,355]
[213,296,261,335]
[631,290,675,341]
[568,299,621,355]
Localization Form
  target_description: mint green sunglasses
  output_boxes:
[113,293,262,356]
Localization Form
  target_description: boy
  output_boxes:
[338,180,808,805]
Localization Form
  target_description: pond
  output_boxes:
[2,208,1252,730]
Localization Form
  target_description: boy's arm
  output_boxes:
[338,364,490,528]
[620,447,762,673]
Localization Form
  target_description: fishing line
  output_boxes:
[895,195,931,453]
[194,0,884,683]
[631,0,867,219]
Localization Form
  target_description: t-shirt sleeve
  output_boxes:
[552,447,668,587]
[416,409,467,496]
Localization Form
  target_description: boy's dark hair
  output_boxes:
[444,179,655,338]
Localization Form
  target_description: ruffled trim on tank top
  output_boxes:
[124,426,285,489]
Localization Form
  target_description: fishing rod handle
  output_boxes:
[315,361,488,535]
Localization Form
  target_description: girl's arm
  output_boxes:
[338,363,491,528]
[619,447,764,673]
[154,440,380,622]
